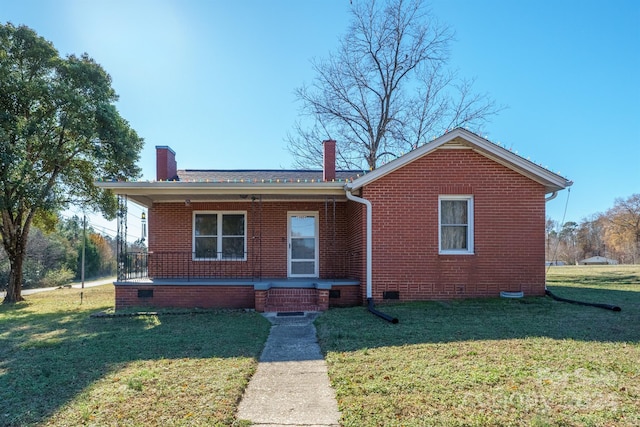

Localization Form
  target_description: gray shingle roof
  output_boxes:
[177,169,367,183]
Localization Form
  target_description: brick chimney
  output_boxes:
[156,146,177,181]
[323,139,336,182]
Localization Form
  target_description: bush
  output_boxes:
[41,268,75,288]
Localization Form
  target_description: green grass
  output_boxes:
[0,286,271,426]
[2,266,639,426]
[316,265,640,427]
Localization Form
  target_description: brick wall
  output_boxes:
[148,200,351,279]
[141,146,547,307]
[361,148,547,302]
[115,284,254,310]
[329,284,362,307]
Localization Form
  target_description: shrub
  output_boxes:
[41,268,75,288]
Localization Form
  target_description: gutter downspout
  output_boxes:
[545,191,558,202]
[345,188,399,323]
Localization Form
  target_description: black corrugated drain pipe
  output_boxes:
[368,298,399,323]
[545,289,621,312]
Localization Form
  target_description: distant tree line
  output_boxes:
[0,216,117,289]
[547,193,640,265]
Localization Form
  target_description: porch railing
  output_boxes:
[118,251,253,281]
[118,250,359,282]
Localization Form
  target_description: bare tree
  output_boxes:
[557,221,579,265]
[575,215,603,258]
[603,194,640,263]
[545,217,558,261]
[288,0,502,170]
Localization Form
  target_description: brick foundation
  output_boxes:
[115,282,360,312]
[115,284,254,310]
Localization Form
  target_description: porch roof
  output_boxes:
[96,166,370,207]
[96,178,354,207]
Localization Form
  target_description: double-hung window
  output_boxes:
[439,196,474,254]
[193,212,246,260]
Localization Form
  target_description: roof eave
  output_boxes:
[347,128,572,194]
[95,181,348,207]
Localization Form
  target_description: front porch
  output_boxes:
[114,278,361,312]
[115,248,362,311]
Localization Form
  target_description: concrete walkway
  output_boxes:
[236,312,341,427]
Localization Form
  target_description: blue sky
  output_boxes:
[3,0,639,238]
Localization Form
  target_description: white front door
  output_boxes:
[288,212,319,278]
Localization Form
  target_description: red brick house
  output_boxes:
[98,128,571,313]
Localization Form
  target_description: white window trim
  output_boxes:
[438,195,474,255]
[192,211,247,261]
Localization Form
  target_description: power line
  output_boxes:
[60,210,145,243]
[546,188,572,275]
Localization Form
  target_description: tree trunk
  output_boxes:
[4,253,25,303]
[2,212,31,304]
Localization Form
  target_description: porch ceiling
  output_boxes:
[96,181,349,207]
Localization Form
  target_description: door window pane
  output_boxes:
[291,238,315,259]
[291,216,315,237]
[291,261,315,275]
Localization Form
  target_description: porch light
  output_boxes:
[141,212,147,242]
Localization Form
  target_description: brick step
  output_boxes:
[263,304,321,313]
[264,288,319,312]
[264,299,318,306]
[266,289,317,295]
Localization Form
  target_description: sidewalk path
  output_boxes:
[236,312,341,427]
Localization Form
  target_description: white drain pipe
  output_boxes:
[345,189,372,299]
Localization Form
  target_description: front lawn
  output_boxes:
[316,265,640,426]
[1,266,638,426]
[0,286,271,426]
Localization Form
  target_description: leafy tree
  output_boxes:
[0,217,78,290]
[0,24,143,303]
[78,232,115,279]
[287,0,500,170]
